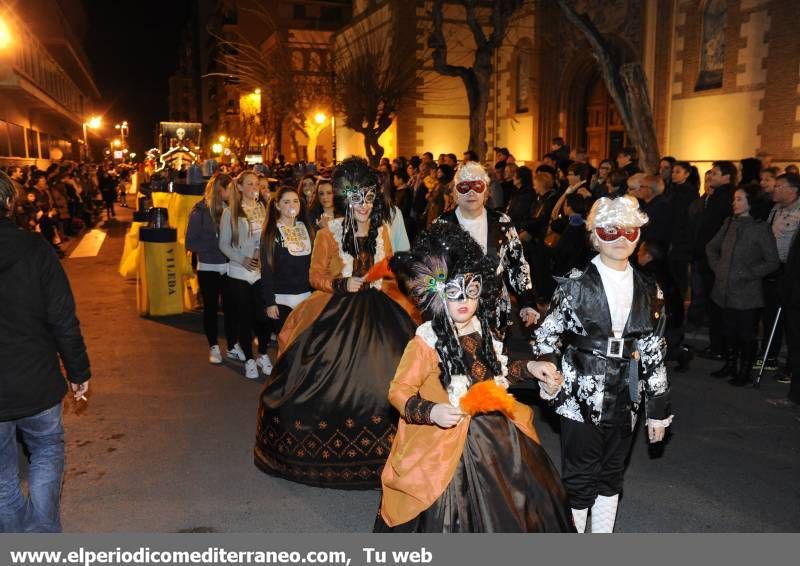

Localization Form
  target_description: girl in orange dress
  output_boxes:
[375,222,574,532]
[254,158,418,489]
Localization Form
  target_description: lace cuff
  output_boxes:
[539,383,560,401]
[646,415,674,428]
[404,395,435,425]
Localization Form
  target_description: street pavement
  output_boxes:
[54,208,799,532]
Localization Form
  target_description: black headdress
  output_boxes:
[391,222,502,389]
[332,157,385,257]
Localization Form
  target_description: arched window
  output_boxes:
[515,43,531,114]
[696,0,726,91]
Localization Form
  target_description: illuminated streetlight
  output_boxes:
[83,116,102,161]
[218,135,226,143]
[314,112,326,125]
[212,143,223,154]
[112,139,121,148]
[0,18,12,49]
[254,88,261,95]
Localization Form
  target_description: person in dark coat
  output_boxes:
[706,184,779,385]
[615,147,641,180]
[751,166,778,221]
[776,220,800,405]
[0,172,90,532]
[590,160,614,200]
[667,161,699,297]
[659,156,676,197]
[505,165,535,234]
[693,161,737,360]
[550,193,589,277]
[638,240,690,372]
[631,174,672,248]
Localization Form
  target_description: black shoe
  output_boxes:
[698,347,724,361]
[729,375,749,386]
[775,374,792,384]
[711,359,737,378]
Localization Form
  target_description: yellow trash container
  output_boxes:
[137,227,184,316]
[118,220,147,278]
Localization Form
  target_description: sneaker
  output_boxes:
[764,359,779,371]
[226,343,246,362]
[257,354,273,376]
[775,374,792,384]
[209,345,223,365]
[766,397,798,408]
[244,359,259,379]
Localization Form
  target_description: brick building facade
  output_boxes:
[333,0,800,170]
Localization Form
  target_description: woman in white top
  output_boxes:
[219,171,271,380]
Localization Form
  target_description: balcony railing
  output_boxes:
[7,10,86,119]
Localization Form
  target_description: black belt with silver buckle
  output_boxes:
[570,335,639,360]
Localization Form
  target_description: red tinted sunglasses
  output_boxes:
[595,226,640,242]
[455,180,486,195]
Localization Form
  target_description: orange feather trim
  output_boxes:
[459,380,516,418]
[364,257,393,283]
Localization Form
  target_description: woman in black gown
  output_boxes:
[254,158,419,489]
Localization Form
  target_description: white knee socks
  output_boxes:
[590,494,619,533]
[571,508,588,533]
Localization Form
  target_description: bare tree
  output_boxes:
[334,25,418,166]
[428,0,523,161]
[209,4,327,160]
[554,0,660,173]
[223,111,263,164]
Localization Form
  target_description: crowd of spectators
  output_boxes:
[0,162,136,257]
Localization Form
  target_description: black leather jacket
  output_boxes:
[533,262,670,425]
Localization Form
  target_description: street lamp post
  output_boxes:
[83,116,101,161]
[115,121,129,142]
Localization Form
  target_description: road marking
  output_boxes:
[69,229,107,258]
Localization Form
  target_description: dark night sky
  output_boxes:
[83,0,195,156]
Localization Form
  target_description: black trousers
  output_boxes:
[668,257,690,300]
[720,307,760,354]
[196,270,237,349]
[760,272,785,360]
[559,417,633,510]
[228,277,269,360]
[692,258,723,352]
[784,305,800,403]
